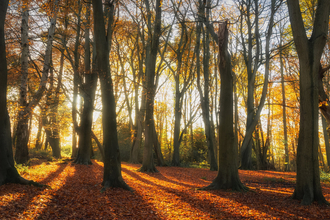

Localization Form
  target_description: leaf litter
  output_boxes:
[0,159,330,219]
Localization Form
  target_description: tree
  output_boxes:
[14,0,30,164]
[169,1,193,166]
[74,3,97,165]
[239,0,279,170]
[287,0,329,205]
[203,21,247,191]
[15,0,60,164]
[0,0,40,187]
[92,0,130,190]
[196,0,218,171]
[138,0,162,172]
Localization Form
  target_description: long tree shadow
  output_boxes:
[0,162,68,219]
[204,180,324,219]
[122,166,320,219]
[121,167,240,219]
[34,160,162,219]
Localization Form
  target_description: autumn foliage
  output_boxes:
[1,159,330,219]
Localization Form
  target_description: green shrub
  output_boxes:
[320,171,330,182]
[29,148,53,160]
[61,145,72,158]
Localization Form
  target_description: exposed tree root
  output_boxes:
[1,167,47,188]
[101,179,132,193]
[137,166,159,173]
[292,190,329,206]
[199,178,249,192]
[74,157,93,165]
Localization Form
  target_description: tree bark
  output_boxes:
[15,1,30,164]
[138,0,162,173]
[287,0,329,205]
[92,0,130,191]
[153,119,165,166]
[203,21,247,191]
[240,0,276,170]
[15,0,60,164]
[75,4,97,165]
[0,0,41,187]
[280,30,289,171]
[321,116,330,167]
[71,0,82,159]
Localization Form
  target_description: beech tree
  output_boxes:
[92,0,130,190]
[204,21,247,191]
[287,0,329,205]
[238,0,280,170]
[138,0,162,172]
[15,0,60,164]
[0,0,40,187]
[74,4,97,165]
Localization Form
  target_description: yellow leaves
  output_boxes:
[319,100,328,107]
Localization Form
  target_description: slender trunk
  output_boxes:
[15,0,59,163]
[172,79,181,166]
[139,0,162,173]
[240,0,275,170]
[322,116,330,167]
[280,31,289,171]
[15,2,30,164]
[35,115,42,150]
[153,120,164,166]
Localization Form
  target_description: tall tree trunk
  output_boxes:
[15,2,30,164]
[0,0,40,187]
[71,0,82,159]
[172,79,182,166]
[92,0,130,191]
[240,0,276,170]
[15,0,60,164]
[239,0,258,170]
[75,4,97,165]
[287,0,329,205]
[139,0,162,173]
[203,21,247,191]
[42,60,61,158]
[280,31,289,171]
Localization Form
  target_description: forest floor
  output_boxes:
[1,159,330,219]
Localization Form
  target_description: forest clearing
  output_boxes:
[1,159,330,219]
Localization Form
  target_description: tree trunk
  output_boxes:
[138,0,162,173]
[15,0,59,164]
[71,1,82,159]
[75,4,97,165]
[287,0,329,205]
[35,115,42,150]
[203,21,247,191]
[321,116,330,167]
[129,26,145,164]
[15,2,30,164]
[0,0,40,187]
[172,81,181,166]
[280,29,289,171]
[92,0,130,191]
[153,119,164,166]
[240,0,276,170]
